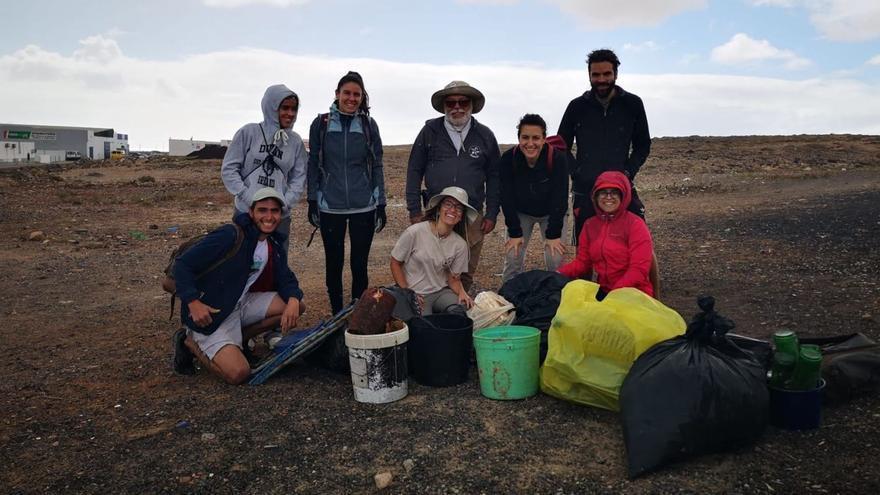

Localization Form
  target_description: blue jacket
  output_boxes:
[307,107,386,213]
[173,213,304,335]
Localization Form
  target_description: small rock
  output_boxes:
[374,471,393,489]
[28,231,45,241]
[201,433,216,441]
[862,313,873,321]
[206,202,215,207]
[178,476,192,484]
[83,241,107,249]
[403,459,414,474]
[74,228,88,234]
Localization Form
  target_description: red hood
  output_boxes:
[591,171,632,218]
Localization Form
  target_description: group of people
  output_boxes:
[172,48,657,384]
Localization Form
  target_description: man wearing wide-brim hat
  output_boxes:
[405,80,501,292]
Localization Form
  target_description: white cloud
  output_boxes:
[623,41,661,52]
[749,0,880,42]
[809,0,880,42]
[868,54,880,65]
[1,36,879,150]
[711,33,812,70]
[545,0,706,29]
[202,0,309,7]
[73,35,123,64]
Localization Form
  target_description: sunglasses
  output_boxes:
[444,98,471,109]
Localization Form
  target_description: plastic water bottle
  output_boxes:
[789,345,822,391]
[769,352,796,388]
[772,329,799,360]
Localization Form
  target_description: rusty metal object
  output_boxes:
[349,287,397,335]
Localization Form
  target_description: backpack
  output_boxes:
[161,224,244,318]
[316,112,376,182]
[511,134,568,173]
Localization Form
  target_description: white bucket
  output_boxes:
[344,325,409,404]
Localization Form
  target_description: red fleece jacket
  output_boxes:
[558,171,654,297]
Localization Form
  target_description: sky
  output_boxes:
[1,0,879,150]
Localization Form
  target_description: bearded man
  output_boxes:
[405,81,501,292]
[557,49,651,241]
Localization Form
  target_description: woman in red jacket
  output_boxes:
[557,170,654,298]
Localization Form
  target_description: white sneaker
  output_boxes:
[264,330,283,350]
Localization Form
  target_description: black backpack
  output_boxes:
[161,224,244,318]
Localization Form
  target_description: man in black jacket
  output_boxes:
[558,48,651,242]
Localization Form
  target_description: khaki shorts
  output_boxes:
[187,291,276,360]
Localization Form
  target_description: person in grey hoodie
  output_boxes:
[307,71,386,314]
[221,84,308,252]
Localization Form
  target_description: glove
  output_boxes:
[374,206,387,233]
[307,200,320,228]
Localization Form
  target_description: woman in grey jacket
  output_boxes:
[307,71,387,314]
[221,84,307,252]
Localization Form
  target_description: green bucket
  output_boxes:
[473,326,541,400]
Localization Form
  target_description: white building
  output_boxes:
[168,138,231,157]
[0,123,129,163]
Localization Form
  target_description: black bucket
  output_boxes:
[408,314,473,387]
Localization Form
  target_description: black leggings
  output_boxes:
[319,210,375,313]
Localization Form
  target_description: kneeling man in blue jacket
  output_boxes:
[172,187,305,384]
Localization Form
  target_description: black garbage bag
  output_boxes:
[801,333,880,404]
[499,270,569,362]
[304,324,350,374]
[620,296,769,478]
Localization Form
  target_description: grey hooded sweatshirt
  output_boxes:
[221,84,307,217]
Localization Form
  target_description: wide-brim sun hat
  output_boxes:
[431,81,485,114]
[251,187,286,208]
[426,186,478,223]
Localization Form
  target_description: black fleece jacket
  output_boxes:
[557,85,650,194]
[499,144,569,239]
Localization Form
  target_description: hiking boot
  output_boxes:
[171,328,195,375]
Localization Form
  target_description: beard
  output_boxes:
[590,80,615,98]
[445,109,472,128]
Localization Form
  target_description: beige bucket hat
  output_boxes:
[251,187,286,208]
[426,186,478,223]
[430,81,485,114]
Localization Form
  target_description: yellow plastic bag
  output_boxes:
[540,280,686,411]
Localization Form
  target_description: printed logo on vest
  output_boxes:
[468,145,481,159]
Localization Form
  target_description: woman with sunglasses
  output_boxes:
[390,187,476,316]
[307,71,387,315]
[221,84,307,252]
[500,114,569,282]
[558,170,655,299]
